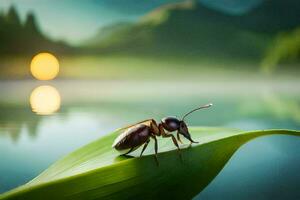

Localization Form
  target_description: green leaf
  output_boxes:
[1,127,299,200]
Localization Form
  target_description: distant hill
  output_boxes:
[83,22,133,48]
[2,1,299,61]
[261,27,300,72]
[83,0,300,60]
[239,0,300,33]
[0,6,72,55]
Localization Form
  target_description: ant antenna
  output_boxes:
[182,103,213,121]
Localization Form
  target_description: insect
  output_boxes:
[112,103,213,162]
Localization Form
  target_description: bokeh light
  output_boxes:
[30,85,61,115]
[30,53,59,80]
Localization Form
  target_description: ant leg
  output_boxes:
[165,134,181,152]
[124,147,134,155]
[177,132,183,144]
[151,136,159,165]
[165,134,183,161]
[158,124,182,161]
[159,124,181,152]
[140,139,150,157]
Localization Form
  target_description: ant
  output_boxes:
[112,103,213,163]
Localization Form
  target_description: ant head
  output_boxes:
[179,103,213,143]
[178,121,198,143]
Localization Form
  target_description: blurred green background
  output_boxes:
[0,0,300,199]
[0,0,299,78]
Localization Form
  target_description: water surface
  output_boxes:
[0,80,299,198]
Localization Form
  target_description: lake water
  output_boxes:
[0,80,300,198]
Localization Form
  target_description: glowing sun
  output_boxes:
[30,53,59,80]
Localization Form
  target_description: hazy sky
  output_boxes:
[0,0,261,44]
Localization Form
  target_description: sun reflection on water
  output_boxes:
[30,85,61,115]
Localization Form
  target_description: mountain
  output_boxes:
[238,0,300,33]
[83,22,133,48]
[84,0,300,60]
[0,6,72,55]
